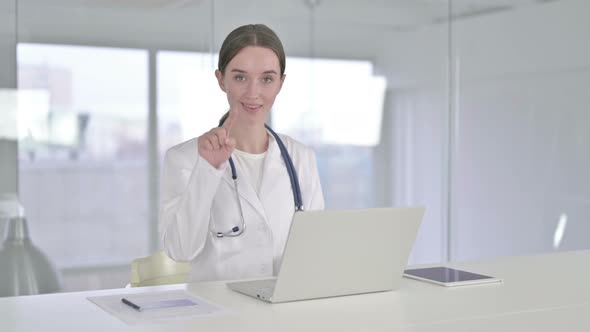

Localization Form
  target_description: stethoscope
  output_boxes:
[214,119,303,238]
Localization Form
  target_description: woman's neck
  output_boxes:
[231,123,269,154]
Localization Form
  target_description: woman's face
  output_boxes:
[216,46,284,126]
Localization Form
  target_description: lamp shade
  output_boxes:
[0,216,62,297]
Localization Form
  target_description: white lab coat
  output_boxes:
[159,132,325,282]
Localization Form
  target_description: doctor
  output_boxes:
[159,24,325,282]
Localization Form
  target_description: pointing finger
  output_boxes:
[224,137,236,153]
[222,109,238,133]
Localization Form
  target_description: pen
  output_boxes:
[121,298,141,311]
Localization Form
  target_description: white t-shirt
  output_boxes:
[232,148,267,195]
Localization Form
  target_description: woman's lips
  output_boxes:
[242,103,262,113]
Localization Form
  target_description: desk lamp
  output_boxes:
[0,199,62,297]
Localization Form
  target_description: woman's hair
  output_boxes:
[218,24,286,76]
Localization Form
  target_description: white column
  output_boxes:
[147,49,159,252]
[0,0,18,238]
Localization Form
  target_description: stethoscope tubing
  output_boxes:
[215,119,303,237]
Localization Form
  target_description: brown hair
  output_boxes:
[218,24,286,76]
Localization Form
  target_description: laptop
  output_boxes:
[226,207,424,303]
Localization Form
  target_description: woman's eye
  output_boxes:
[234,75,246,82]
[262,77,273,83]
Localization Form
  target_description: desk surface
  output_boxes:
[2,250,590,332]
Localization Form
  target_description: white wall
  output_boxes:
[15,1,392,61]
[451,0,590,260]
[374,0,590,262]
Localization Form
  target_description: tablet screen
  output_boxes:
[404,267,494,283]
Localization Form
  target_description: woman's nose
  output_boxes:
[245,81,260,99]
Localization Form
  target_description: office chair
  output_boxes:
[130,250,191,287]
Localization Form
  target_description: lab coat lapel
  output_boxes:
[221,155,267,220]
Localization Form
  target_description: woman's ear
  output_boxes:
[215,69,226,92]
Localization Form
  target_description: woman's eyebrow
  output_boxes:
[229,68,278,75]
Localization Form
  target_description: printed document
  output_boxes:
[87,290,229,325]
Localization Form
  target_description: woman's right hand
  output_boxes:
[198,110,237,169]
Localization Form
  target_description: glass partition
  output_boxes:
[16,0,590,293]
[450,0,590,261]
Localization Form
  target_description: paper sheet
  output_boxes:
[87,290,230,325]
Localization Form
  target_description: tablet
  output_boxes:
[403,267,502,287]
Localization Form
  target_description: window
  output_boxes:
[16,45,386,269]
[158,52,386,209]
[157,51,226,155]
[274,58,386,209]
[17,44,150,268]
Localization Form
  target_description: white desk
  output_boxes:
[2,250,590,331]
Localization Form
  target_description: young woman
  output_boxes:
[159,24,325,282]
